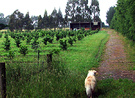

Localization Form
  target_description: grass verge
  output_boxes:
[95,79,135,98]
[116,30,135,70]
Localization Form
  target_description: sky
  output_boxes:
[0,0,117,25]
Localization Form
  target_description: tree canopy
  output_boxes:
[9,10,24,31]
[90,0,100,22]
[23,12,34,30]
[110,0,135,41]
[106,6,115,26]
[65,0,93,22]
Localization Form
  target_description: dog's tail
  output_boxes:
[85,86,91,97]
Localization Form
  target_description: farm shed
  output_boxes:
[91,22,101,30]
[70,22,101,30]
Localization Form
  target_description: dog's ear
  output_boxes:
[94,71,98,75]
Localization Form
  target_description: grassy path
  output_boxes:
[98,29,135,81]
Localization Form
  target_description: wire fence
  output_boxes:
[0,51,55,98]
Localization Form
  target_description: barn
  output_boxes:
[70,22,101,30]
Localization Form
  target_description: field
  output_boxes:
[0,29,135,97]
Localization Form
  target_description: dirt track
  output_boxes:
[97,30,135,82]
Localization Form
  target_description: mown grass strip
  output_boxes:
[61,31,109,72]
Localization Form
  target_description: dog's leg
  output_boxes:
[87,96,90,98]
[91,90,95,98]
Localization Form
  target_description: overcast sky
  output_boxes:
[1,0,117,25]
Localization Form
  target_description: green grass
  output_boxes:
[124,39,135,70]
[0,30,135,97]
[117,31,135,70]
[61,31,109,72]
[95,79,135,98]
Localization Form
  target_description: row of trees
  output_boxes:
[38,8,65,30]
[9,10,34,31]
[106,6,115,26]
[1,0,101,31]
[0,13,10,25]
[8,8,69,31]
[65,0,100,22]
[106,0,135,41]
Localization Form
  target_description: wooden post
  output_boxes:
[47,54,52,68]
[0,63,6,98]
[38,50,40,65]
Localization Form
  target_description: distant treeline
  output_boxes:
[0,0,103,31]
[107,0,135,41]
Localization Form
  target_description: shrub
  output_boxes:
[15,38,21,47]
[7,50,15,59]
[4,37,10,51]
[26,37,31,44]
[0,33,2,38]
[48,37,53,43]
[43,35,53,45]
[10,32,16,39]
[56,33,63,41]
[49,49,60,55]
[73,36,77,42]
[77,34,84,40]
[19,45,28,56]
[68,31,75,37]
[21,36,25,41]
[43,37,48,45]
[81,27,85,31]
[4,33,8,39]
[68,37,74,46]
[31,39,39,50]
[59,40,67,50]
[40,31,45,37]
[33,32,39,40]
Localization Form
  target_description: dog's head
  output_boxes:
[87,70,98,76]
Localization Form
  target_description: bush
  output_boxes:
[73,36,77,42]
[31,39,39,50]
[59,40,67,50]
[40,31,45,37]
[10,32,16,39]
[26,36,32,44]
[56,33,63,41]
[43,37,48,45]
[4,37,10,51]
[0,33,2,38]
[7,50,15,59]
[68,37,74,46]
[48,37,53,43]
[81,27,85,31]
[77,34,84,40]
[33,32,39,40]
[21,36,25,41]
[4,33,8,39]
[15,38,21,47]
[68,31,75,37]
[19,45,28,56]
[49,49,60,55]
[43,35,53,45]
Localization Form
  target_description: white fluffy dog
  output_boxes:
[85,70,97,98]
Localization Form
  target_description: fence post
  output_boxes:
[47,54,52,68]
[0,63,6,98]
[38,50,40,66]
